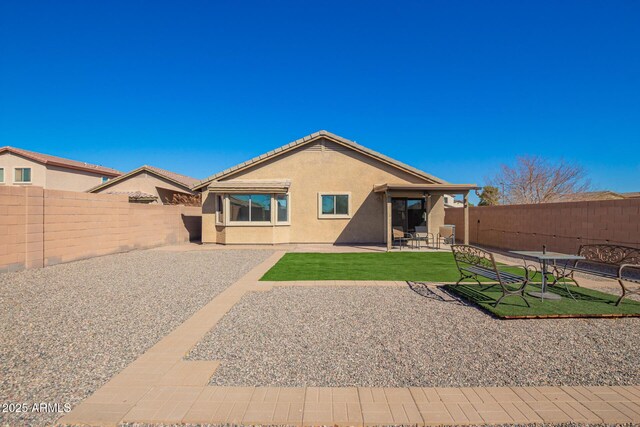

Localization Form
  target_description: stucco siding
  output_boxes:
[0,153,47,187]
[203,138,440,244]
[46,165,108,192]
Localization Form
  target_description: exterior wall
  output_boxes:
[0,152,110,191]
[0,152,47,187]
[46,165,109,192]
[0,186,201,273]
[202,138,441,244]
[92,171,194,204]
[444,199,640,254]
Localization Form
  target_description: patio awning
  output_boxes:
[373,183,479,193]
[207,179,291,194]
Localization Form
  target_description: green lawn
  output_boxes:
[260,252,528,282]
[445,283,640,318]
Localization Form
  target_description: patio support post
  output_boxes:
[386,191,392,251]
[463,191,469,245]
[425,193,432,235]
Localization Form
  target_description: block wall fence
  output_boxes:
[444,198,640,253]
[0,186,201,273]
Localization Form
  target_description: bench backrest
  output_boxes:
[451,244,498,272]
[578,244,640,266]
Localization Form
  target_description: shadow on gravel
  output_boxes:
[407,281,469,306]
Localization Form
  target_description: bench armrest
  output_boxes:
[618,263,640,277]
[497,264,535,281]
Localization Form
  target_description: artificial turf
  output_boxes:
[260,252,529,282]
[444,283,640,318]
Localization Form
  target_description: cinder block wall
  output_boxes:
[0,186,202,272]
[444,199,640,253]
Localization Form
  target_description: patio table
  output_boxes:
[510,250,585,301]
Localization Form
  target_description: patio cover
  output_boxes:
[374,182,479,249]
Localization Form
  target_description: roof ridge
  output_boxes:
[87,164,199,193]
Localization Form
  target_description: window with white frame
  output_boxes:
[0,168,4,183]
[318,193,350,218]
[229,194,271,222]
[14,167,31,183]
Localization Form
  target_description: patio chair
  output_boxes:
[392,227,411,250]
[436,225,456,248]
[409,225,434,249]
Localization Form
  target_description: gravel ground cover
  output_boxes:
[0,248,273,427]
[188,285,640,388]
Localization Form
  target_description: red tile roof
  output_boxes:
[0,146,121,176]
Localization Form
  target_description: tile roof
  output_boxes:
[192,130,446,191]
[87,165,199,193]
[0,146,121,176]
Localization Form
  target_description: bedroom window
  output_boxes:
[15,167,32,183]
[318,193,350,218]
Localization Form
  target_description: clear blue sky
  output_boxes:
[1,1,639,202]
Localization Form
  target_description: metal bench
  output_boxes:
[552,244,640,306]
[451,244,532,307]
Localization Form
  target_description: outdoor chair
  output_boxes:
[392,226,411,250]
[451,244,534,307]
[436,225,456,248]
[409,225,434,249]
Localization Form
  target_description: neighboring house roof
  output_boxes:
[87,165,199,193]
[0,146,121,176]
[192,130,447,191]
[623,192,640,199]
[547,191,627,203]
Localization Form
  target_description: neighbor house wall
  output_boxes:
[202,138,443,244]
[46,165,110,192]
[0,186,201,273]
[91,171,194,204]
[444,199,640,253]
[0,151,111,191]
[0,152,47,187]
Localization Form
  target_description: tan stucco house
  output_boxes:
[0,146,121,192]
[194,131,477,248]
[88,165,199,204]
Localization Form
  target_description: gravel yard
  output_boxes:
[188,285,640,388]
[0,248,272,427]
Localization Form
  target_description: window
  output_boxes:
[14,168,31,183]
[0,168,4,183]
[216,195,224,224]
[229,194,271,222]
[276,194,289,222]
[101,176,109,183]
[319,193,350,218]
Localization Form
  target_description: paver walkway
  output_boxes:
[59,251,640,426]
